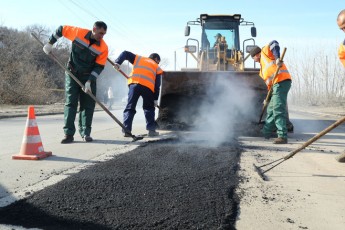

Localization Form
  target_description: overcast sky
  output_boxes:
[1,0,344,70]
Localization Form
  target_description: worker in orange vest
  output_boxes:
[113,51,163,137]
[336,9,345,162]
[250,40,292,144]
[43,21,108,144]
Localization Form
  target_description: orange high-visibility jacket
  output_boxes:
[259,45,291,90]
[50,25,108,81]
[338,40,345,67]
[128,55,163,93]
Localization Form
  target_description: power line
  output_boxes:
[83,0,129,34]
[57,0,90,27]
[55,0,158,59]
[68,0,132,40]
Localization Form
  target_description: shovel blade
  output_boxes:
[131,135,144,142]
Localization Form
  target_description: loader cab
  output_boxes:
[185,14,257,70]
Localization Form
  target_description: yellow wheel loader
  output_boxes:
[156,14,291,134]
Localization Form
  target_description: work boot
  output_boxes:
[148,130,159,137]
[273,137,287,144]
[61,135,74,144]
[335,152,345,163]
[83,136,93,142]
[287,122,294,133]
[123,132,132,137]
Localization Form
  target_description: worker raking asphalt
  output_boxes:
[0,138,240,229]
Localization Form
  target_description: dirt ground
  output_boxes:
[0,138,240,230]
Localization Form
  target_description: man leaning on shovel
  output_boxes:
[336,9,345,162]
[250,40,292,144]
[43,21,108,144]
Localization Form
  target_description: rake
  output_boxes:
[254,116,345,180]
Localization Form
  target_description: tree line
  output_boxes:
[1,25,344,107]
[287,46,345,106]
[0,25,129,105]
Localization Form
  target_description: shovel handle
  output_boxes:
[31,33,136,139]
[107,58,162,111]
[107,58,129,79]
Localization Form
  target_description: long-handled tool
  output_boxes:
[258,47,287,124]
[31,33,143,142]
[254,116,345,180]
[107,58,162,111]
[107,58,130,79]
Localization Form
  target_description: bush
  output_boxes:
[0,25,68,104]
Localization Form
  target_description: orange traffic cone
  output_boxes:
[12,105,52,160]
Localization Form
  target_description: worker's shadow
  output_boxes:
[82,139,140,145]
[44,155,99,163]
[312,174,345,178]
[66,138,147,145]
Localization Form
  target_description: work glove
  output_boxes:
[263,99,268,106]
[43,43,53,55]
[275,59,283,68]
[113,63,121,70]
[84,81,92,93]
[154,100,158,107]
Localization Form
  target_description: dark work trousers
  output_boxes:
[63,72,96,137]
[123,83,156,132]
[263,80,291,139]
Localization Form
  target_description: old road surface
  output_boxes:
[0,104,344,229]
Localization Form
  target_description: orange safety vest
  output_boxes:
[259,45,291,90]
[128,55,163,92]
[62,26,108,67]
[338,41,345,67]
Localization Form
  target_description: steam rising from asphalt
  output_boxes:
[188,73,257,146]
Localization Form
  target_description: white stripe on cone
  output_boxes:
[22,135,42,144]
[27,119,37,127]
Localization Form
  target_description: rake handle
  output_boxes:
[256,116,345,176]
[284,116,345,160]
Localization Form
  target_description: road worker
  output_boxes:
[113,51,163,137]
[250,41,292,144]
[336,9,345,162]
[213,33,222,48]
[107,86,114,110]
[43,21,108,143]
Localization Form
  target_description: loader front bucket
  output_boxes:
[156,70,267,132]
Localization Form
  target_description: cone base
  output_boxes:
[12,151,52,160]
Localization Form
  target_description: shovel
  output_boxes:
[107,58,162,111]
[258,47,287,124]
[31,33,143,142]
[254,116,345,180]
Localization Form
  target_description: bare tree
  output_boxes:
[288,46,345,106]
[0,25,69,104]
